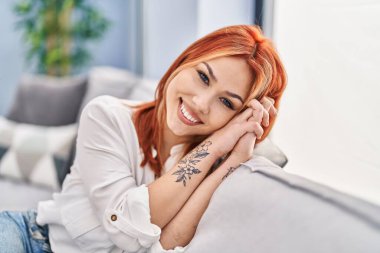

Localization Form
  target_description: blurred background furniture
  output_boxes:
[0,67,155,210]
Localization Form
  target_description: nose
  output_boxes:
[192,94,210,115]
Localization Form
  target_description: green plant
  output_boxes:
[14,0,110,76]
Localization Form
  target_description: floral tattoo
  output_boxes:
[172,141,212,186]
[222,166,237,180]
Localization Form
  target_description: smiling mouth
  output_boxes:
[177,98,203,126]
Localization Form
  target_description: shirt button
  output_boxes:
[111,214,117,221]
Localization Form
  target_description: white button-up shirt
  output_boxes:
[37,95,188,253]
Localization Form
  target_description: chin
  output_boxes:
[167,117,190,137]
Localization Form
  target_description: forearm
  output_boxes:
[159,155,241,250]
[148,139,221,229]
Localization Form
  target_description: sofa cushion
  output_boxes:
[253,137,288,168]
[128,78,157,101]
[0,177,53,211]
[0,116,77,190]
[185,156,380,253]
[77,66,138,119]
[6,74,87,126]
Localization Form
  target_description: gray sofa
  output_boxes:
[186,156,380,252]
[0,67,379,252]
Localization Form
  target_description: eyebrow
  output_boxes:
[202,61,244,104]
[226,91,244,104]
[202,62,218,82]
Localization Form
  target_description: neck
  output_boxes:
[160,118,189,163]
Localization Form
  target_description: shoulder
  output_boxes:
[79,95,141,131]
[79,95,151,137]
[81,95,146,120]
[84,94,147,111]
[83,95,131,112]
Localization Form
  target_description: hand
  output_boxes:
[258,96,277,127]
[230,96,276,162]
[209,107,264,157]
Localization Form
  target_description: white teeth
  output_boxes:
[180,103,199,123]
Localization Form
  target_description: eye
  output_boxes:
[220,97,234,110]
[197,70,209,85]
[196,69,234,110]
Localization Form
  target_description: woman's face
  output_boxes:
[165,56,252,139]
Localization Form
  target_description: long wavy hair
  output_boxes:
[131,25,287,177]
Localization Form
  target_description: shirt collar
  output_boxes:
[169,143,185,156]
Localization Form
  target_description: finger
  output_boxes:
[246,119,264,139]
[267,97,278,116]
[231,108,253,123]
[262,109,270,127]
[252,121,264,139]
[260,96,274,105]
[261,97,277,118]
[260,97,273,112]
[249,100,264,124]
[266,97,275,104]
[269,105,278,117]
[248,99,261,109]
[236,132,256,146]
[235,132,257,152]
[253,108,264,125]
[254,123,264,139]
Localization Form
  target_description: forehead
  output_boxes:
[202,56,252,99]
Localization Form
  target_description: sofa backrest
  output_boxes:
[186,156,380,253]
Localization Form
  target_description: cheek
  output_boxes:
[174,72,196,93]
[166,78,184,100]
[207,109,235,131]
[165,83,182,108]
[165,81,176,99]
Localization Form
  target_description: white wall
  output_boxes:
[0,0,24,116]
[141,0,254,79]
[197,0,254,37]
[142,0,198,79]
[272,0,380,205]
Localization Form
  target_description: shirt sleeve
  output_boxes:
[149,240,189,253]
[110,184,189,253]
[75,96,164,252]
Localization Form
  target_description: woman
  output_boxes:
[0,25,286,252]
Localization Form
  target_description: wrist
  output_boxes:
[206,137,227,159]
[208,155,242,182]
[223,154,243,169]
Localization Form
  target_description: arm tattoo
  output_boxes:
[222,166,237,181]
[172,141,212,186]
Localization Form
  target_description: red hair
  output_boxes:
[131,25,287,177]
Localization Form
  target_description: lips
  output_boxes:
[177,98,203,126]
